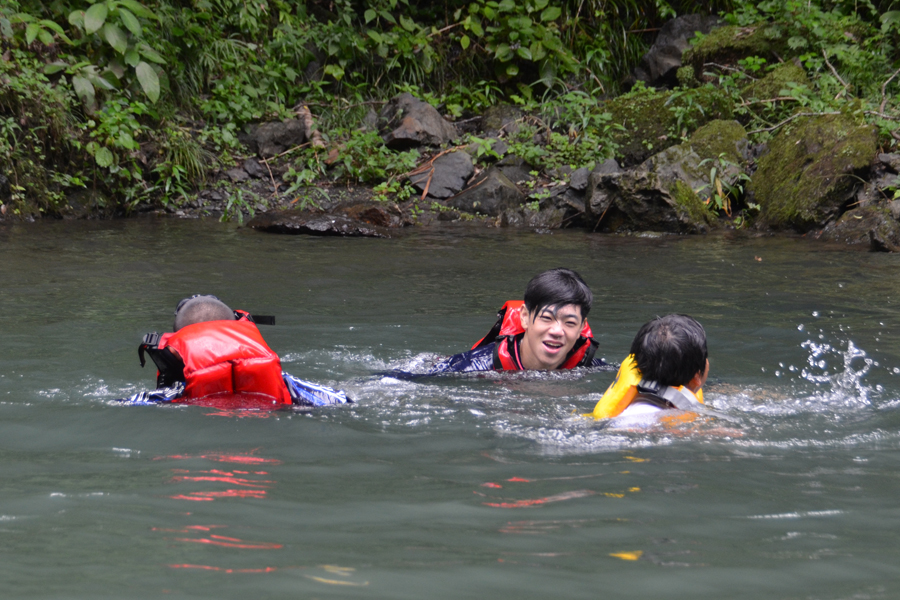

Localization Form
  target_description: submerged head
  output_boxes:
[518,268,593,370]
[630,314,709,391]
[173,295,235,331]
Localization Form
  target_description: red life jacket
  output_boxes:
[155,311,292,405]
[471,300,598,371]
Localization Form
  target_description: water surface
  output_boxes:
[1,219,899,598]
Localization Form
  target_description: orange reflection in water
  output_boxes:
[169,564,280,573]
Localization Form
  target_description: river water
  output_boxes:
[1,219,898,598]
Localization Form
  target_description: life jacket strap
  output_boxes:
[138,332,186,388]
[637,379,738,423]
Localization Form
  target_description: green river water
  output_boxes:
[1,219,898,599]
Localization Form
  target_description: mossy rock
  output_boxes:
[683,24,788,74]
[607,86,733,167]
[749,113,876,231]
[741,62,809,101]
[690,119,748,164]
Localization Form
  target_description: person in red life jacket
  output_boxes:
[119,295,349,407]
[428,268,611,374]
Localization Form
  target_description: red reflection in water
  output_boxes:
[507,477,532,482]
[170,489,268,501]
[169,564,279,573]
[175,534,282,549]
[481,482,502,488]
[177,393,289,412]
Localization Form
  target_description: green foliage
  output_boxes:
[329,129,419,184]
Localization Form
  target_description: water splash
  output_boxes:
[799,339,875,407]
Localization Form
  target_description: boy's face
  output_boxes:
[518,303,584,370]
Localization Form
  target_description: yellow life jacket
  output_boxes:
[591,354,704,419]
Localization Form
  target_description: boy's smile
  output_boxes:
[518,304,584,370]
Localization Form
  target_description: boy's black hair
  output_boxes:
[523,268,593,321]
[174,295,235,331]
[630,314,707,387]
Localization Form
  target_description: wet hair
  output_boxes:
[173,295,235,331]
[630,314,707,387]
[523,268,593,321]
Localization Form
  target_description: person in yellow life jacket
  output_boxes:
[120,295,349,408]
[427,268,610,374]
[592,314,710,424]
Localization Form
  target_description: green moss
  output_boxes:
[749,113,876,230]
[670,179,714,227]
[676,65,697,88]
[607,85,733,166]
[684,24,786,73]
[741,62,809,101]
[690,120,747,164]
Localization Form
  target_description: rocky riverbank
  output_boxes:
[5,13,899,252]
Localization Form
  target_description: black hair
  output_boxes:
[523,268,593,321]
[173,295,235,331]
[630,314,707,387]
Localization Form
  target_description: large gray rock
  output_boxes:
[632,14,723,88]
[447,168,526,216]
[379,93,458,149]
[586,144,715,233]
[248,202,406,237]
[239,119,308,159]
[409,151,474,199]
[818,206,900,252]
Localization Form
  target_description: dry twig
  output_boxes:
[747,111,840,135]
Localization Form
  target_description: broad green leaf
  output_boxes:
[495,43,512,61]
[399,15,416,32]
[103,22,127,53]
[367,29,383,43]
[516,46,532,60]
[11,12,35,23]
[505,63,519,76]
[539,59,555,85]
[540,6,561,21]
[25,22,39,45]
[38,28,54,45]
[530,40,547,61]
[117,8,142,36]
[379,10,396,24]
[124,49,140,66]
[68,10,84,28]
[38,19,72,44]
[115,0,156,20]
[534,0,549,9]
[460,34,470,50]
[482,6,496,19]
[117,131,136,150]
[137,43,165,64]
[509,16,532,31]
[377,43,388,58]
[38,19,65,35]
[284,66,297,81]
[95,147,114,167]
[1,18,12,39]
[44,62,68,75]
[84,2,109,34]
[135,60,159,102]
[364,9,376,23]
[71,75,95,107]
[324,64,344,81]
[469,19,483,36]
[498,0,515,13]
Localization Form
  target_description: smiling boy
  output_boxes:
[428,268,609,373]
